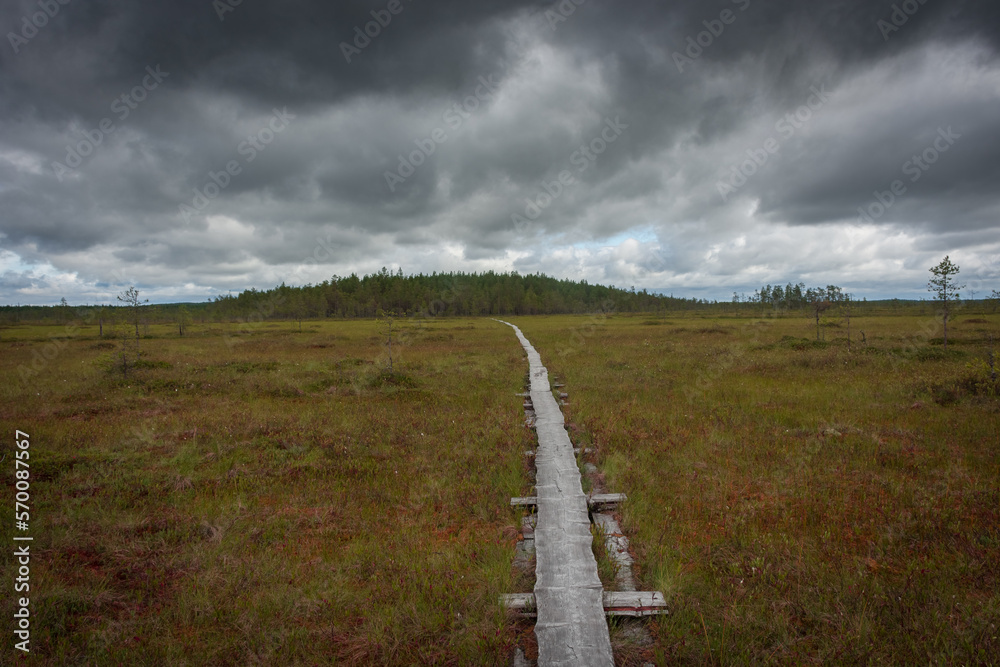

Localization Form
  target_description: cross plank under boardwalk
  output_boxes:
[498,320,614,667]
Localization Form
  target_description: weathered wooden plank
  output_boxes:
[501,592,668,617]
[524,448,588,457]
[511,493,627,509]
[603,591,669,617]
[588,493,627,507]
[501,593,536,612]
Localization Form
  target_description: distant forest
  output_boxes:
[2,270,677,324]
[2,270,989,326]
[211,269,679,319]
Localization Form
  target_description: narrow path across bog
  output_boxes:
[497,321,614,667]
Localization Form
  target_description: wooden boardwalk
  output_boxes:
[498,321,614,667]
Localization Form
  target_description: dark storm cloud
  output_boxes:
[1,0,999,303]
[0,0,531,114]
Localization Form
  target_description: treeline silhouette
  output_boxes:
[214,270,678,319]
[1,270,686,324]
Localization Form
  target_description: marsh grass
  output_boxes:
[5,312,998,664]
[509,312,1000,665]
[1,319,533,664]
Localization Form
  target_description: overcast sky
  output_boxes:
[2,0,999,305]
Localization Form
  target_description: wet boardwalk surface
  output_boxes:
[498,321,614,667]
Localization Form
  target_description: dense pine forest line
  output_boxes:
[1,270,674,324]
[1,269,992,326]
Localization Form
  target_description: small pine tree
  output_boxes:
[927,256,964,350]
[114,286,148,378]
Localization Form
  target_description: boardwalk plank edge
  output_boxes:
[510,493,628,508]
[523,447,589,457]
[501,592,669,618]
